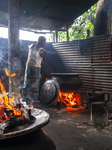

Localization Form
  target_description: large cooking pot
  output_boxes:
[51,73,82,93]
[39,73,82,107]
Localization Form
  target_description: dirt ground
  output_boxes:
[37,105,112,150]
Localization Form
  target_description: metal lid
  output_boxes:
[39,79,60,107]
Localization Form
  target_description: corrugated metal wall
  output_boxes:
[0,34,111,93]
[52,34,111,93]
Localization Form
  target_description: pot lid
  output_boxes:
[39,79,60,107]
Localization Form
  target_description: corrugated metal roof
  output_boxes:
[0,0,98,30]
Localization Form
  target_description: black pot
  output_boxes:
[51,73,82,93]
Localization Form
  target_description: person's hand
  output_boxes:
[40,49,46,60]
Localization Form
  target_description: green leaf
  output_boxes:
[49,3,97,42]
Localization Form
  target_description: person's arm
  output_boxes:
[39,48,46,61]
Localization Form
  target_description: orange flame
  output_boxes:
[30,105,33,110]
[9,80,12,83]
[0,78,21,117]
[5,69,9,76]
[11,73,16,77]
[0,105,8,121]
[46,78,48,80]
[5,69,16,84]
[5,69,16,77]
[18,93,21,99]
[57,90,78,107]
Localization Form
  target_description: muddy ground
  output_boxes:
[37,105,112,150]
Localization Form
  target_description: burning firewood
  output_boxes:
[0,107,31,134]
[57,90,78,108]
[4,107,14,118]
[3,116,24,133]
[0,70,33,134]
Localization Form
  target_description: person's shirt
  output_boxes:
[26,44,43,68]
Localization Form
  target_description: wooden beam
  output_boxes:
[8,0,20,102]
[21,29,55,34]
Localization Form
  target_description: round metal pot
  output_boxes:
[51,73,82,93]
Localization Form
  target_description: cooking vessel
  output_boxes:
[51,73,82,93]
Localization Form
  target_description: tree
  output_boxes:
[94,0,107,36]
[57,3,97,42]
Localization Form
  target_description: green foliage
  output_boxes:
[58,31,67,42]
[57,3,97,42]
[49,34,54,42]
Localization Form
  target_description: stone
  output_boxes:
[91,102,108,127]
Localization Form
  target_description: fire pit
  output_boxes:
[0,69,56,150]
[0,108,49,139]
[0,108,56,150]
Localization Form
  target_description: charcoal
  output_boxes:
[64,100,69,104]
[72,105,78,108]
[0,115,6,120]
[4,116,24,132]
[61,101,67,107]
[4,107,14,119]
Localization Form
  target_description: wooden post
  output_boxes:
[55,30,58,42]
[66,22,69,42]
[8,0,20,103]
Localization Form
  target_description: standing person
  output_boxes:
[21,36,46,105]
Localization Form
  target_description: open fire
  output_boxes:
[44,77,81,107]
[0,69,31,134]
[57,90,78,108]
